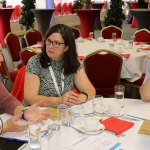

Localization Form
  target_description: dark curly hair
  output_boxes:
[40,24,80,75]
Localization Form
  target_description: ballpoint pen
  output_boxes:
[125,114,147,121]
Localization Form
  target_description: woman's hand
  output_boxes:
[60,91,80,106]
[3,114,27,133]
[24,102,49,121]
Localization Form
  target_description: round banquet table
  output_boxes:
[31,9,55,37]
[0,8,14,47]
[75,9,100,38]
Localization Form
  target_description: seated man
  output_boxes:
[0,49,48,134]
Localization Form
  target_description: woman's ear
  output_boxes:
[64,45,69,52]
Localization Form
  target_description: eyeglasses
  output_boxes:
[45,39,65,48]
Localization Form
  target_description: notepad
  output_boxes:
[138,120,150,135]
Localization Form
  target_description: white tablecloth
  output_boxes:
[76,39,150,82]
[1,98,150,150]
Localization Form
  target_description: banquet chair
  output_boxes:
[133,29,150,43]
[71,27,80,39]
[67,2,73,14]
[4,32,23,70]
[20,47,36,65]
[84,50,123,96]
[0,54,18,87]
[11,65,26,102]
[62,3,68,15]
[100,25,123,39]
[24,28,43,47]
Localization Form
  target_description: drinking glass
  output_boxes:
[89,32,94,39]
[48,124,60,150]
[112,32,117,41]
[28,121,42,150]
[92,95,104,116]
[57,104,69,126]
[114,85,125,112]
[70,105,85,126]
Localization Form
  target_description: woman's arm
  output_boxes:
[74,68,96,102]
[140,77,150,102]
[24,72,61,106]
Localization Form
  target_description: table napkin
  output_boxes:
[86,37,92,40]
[138,47,150,51]
[134,42,150,45]
[101,117,134,135]
[78,56,84,60]
[120,54,130,58]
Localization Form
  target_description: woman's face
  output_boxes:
[45,33,68,61]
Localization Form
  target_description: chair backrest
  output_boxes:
[0,54,13,86]
[100,25,123,39]
[11,65,26,102]
[20,47,36,65]
[84,50,123,96]
[24,29,43,46]
[5,32,21,62]
[133,29,150,43]
[71,27,80,39]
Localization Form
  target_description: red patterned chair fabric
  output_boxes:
[84,50,123,96]
[100,25,123,39]
[71,27,80,39]
[11,65,26,102]
[4,32,23,69]
[20,48,36,65]
[133,29,150,43]
[24,29,43,46]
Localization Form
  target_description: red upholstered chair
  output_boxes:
[24,29,43,47]
[11,66,26,102]
[0,54,18,87]
[67,2,73,14]
[133,29,150,43]
[4,32,23,70]
[55,3,61,16]
[62,3,68,15]
[20,47,36,65]
[84,50,123,96]
[71,27,80,39]
[100,25,123,39]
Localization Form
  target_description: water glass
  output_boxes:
[48,124,60,150]
[114,85,125,109]
[28,121,42,150]
[92,95,104,116]
[112,32,117,41]
[70,105,85,126]
[57,104,69,126]
[89,32,94,39]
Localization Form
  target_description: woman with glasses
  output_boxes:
[24,24,95,107]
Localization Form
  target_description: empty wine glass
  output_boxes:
[89,32,94,40]
[112,32,117,41]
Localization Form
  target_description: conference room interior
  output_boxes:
[1,0,150,150]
